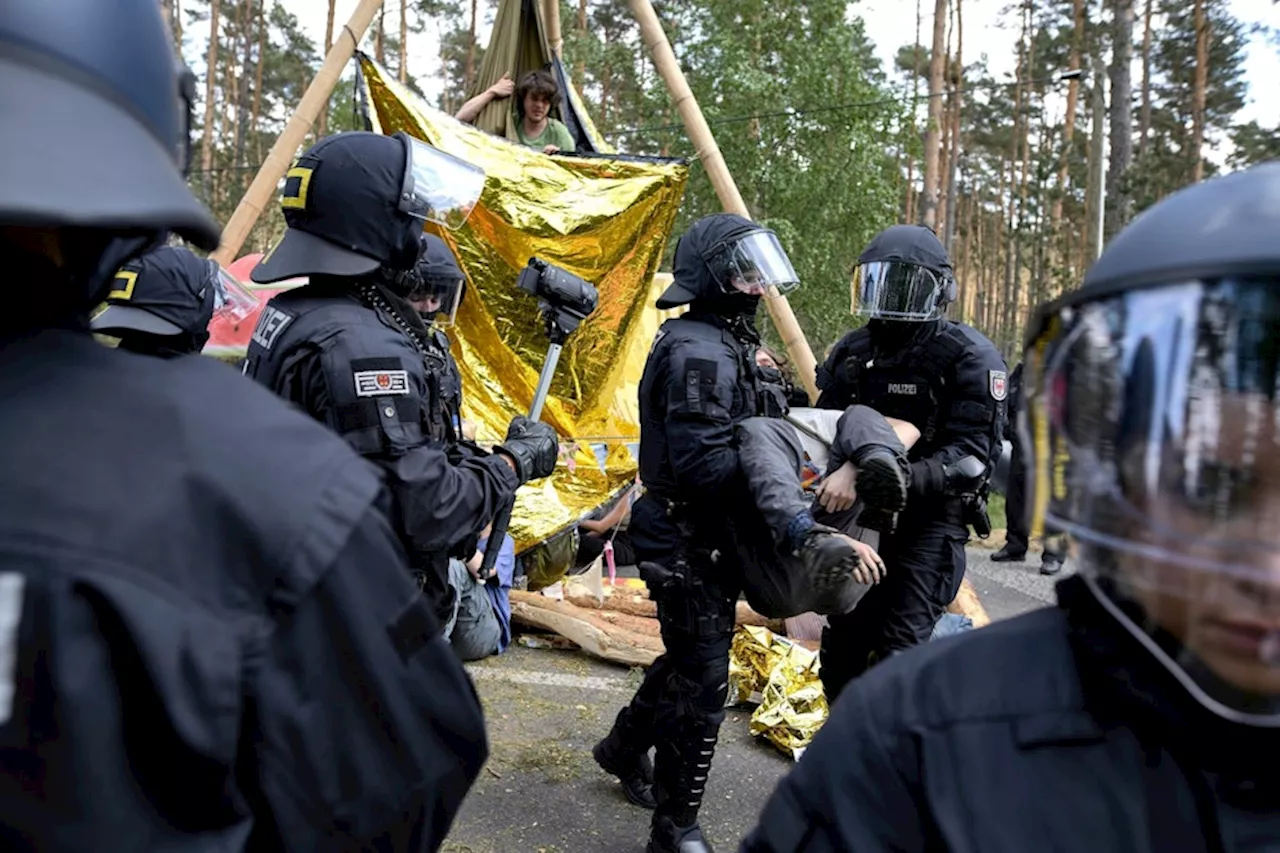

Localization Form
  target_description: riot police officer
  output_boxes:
[742,160,1280,853]
[243,131,559,627]
[90,244,258,358]
[0,2,488,847]
[814,224,1006,702]
[593,214,858,853]
[408,232,467,444]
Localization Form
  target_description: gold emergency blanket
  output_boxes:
[728,625,829,761]
[358,57,688,552]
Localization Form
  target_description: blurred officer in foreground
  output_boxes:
[91,244,259,358]
[0,3,488,849]
[814,225,1007,702]
[243,131,559,627]
[742,163,1280,851]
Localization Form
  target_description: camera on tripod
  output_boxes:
[515,257,600,343]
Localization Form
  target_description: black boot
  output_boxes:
[593,727,656,809]
[648,815,715,853]
[991,543,1027,562]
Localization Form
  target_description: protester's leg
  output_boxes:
[994,435,1030,560]
[1040,531,1067,575]
[446,559,502,661]
[831,405,911,527]
[735,417,862,599]
[440,558,464,640]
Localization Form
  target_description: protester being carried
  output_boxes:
[455,69,577,154]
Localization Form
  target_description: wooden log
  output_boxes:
[210,0,386,265]
[562,587,781,631]
[509,591,662,666]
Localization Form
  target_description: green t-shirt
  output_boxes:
[516,117,576,153]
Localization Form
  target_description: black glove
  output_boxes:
[498,416,559,483]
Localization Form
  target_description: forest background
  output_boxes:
[165,0,1280,359]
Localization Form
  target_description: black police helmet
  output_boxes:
[659,213,771,309]
[857,224,952,273]
[252,132,424,284]
[0,3,219,250]
[1020,161,1280,725]
[91,246,218,342]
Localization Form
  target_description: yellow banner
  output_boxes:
[359,57,689,552]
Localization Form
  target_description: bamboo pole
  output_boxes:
[627,0,820,400]
[542,0,563,58]
[210,0,386,266]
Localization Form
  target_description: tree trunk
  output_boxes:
[250,0,266,163]
[400,0,409,83]
[375,4,386,65]
[200,0,221,176]
[466,0,479,94]
[576,0,588,82]
[943,0,963,251]
[937,0,955,236]
[233,0,257,168]
[920,0,949,230]
[1085,45,1107,263]
[1106,0,1134,239]
[1049,0,1084,254]
[1138,0,1153,156]
[905,0,923,223]
[1190,0,1209,182]
[319,0,336,138]
[1000,3,1028,345]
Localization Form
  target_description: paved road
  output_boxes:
[443,546,1069,853]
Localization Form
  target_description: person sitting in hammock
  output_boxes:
[455,69,577,155]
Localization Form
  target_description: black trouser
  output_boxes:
[412,551,457,629]
[1004,431,1030,554]
[1003,437,1067,561]
[605,495,739,828]
[818,503,968,704]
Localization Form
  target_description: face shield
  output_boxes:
[851,261,950,321]
[1021,276,1280,725]
[211,264,261,323]
[409,275,464,326]
[395,133,486,231]
[704,230,800,298]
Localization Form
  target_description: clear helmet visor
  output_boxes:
[410,275,464,327]
[212,264,261,322]
[396,134,486,230]
[1021,276,1280,724]
[705,230,800,297]
[851,261,948,321]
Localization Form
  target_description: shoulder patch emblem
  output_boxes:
[989,370,1008,402]
[251,304,293,350]
[355,369,411,397]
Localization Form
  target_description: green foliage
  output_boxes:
[562,0,906,355]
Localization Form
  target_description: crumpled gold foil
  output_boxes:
[358,57,688,554]
[728,625,829,761]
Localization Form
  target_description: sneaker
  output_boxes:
[1040,553,1065,576]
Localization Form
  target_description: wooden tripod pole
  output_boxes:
[210,0,385,266]
[542,0,563,57]
[627,0,820,400]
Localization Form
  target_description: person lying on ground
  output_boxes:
[575,475,641,570]
[455,69,577,155]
